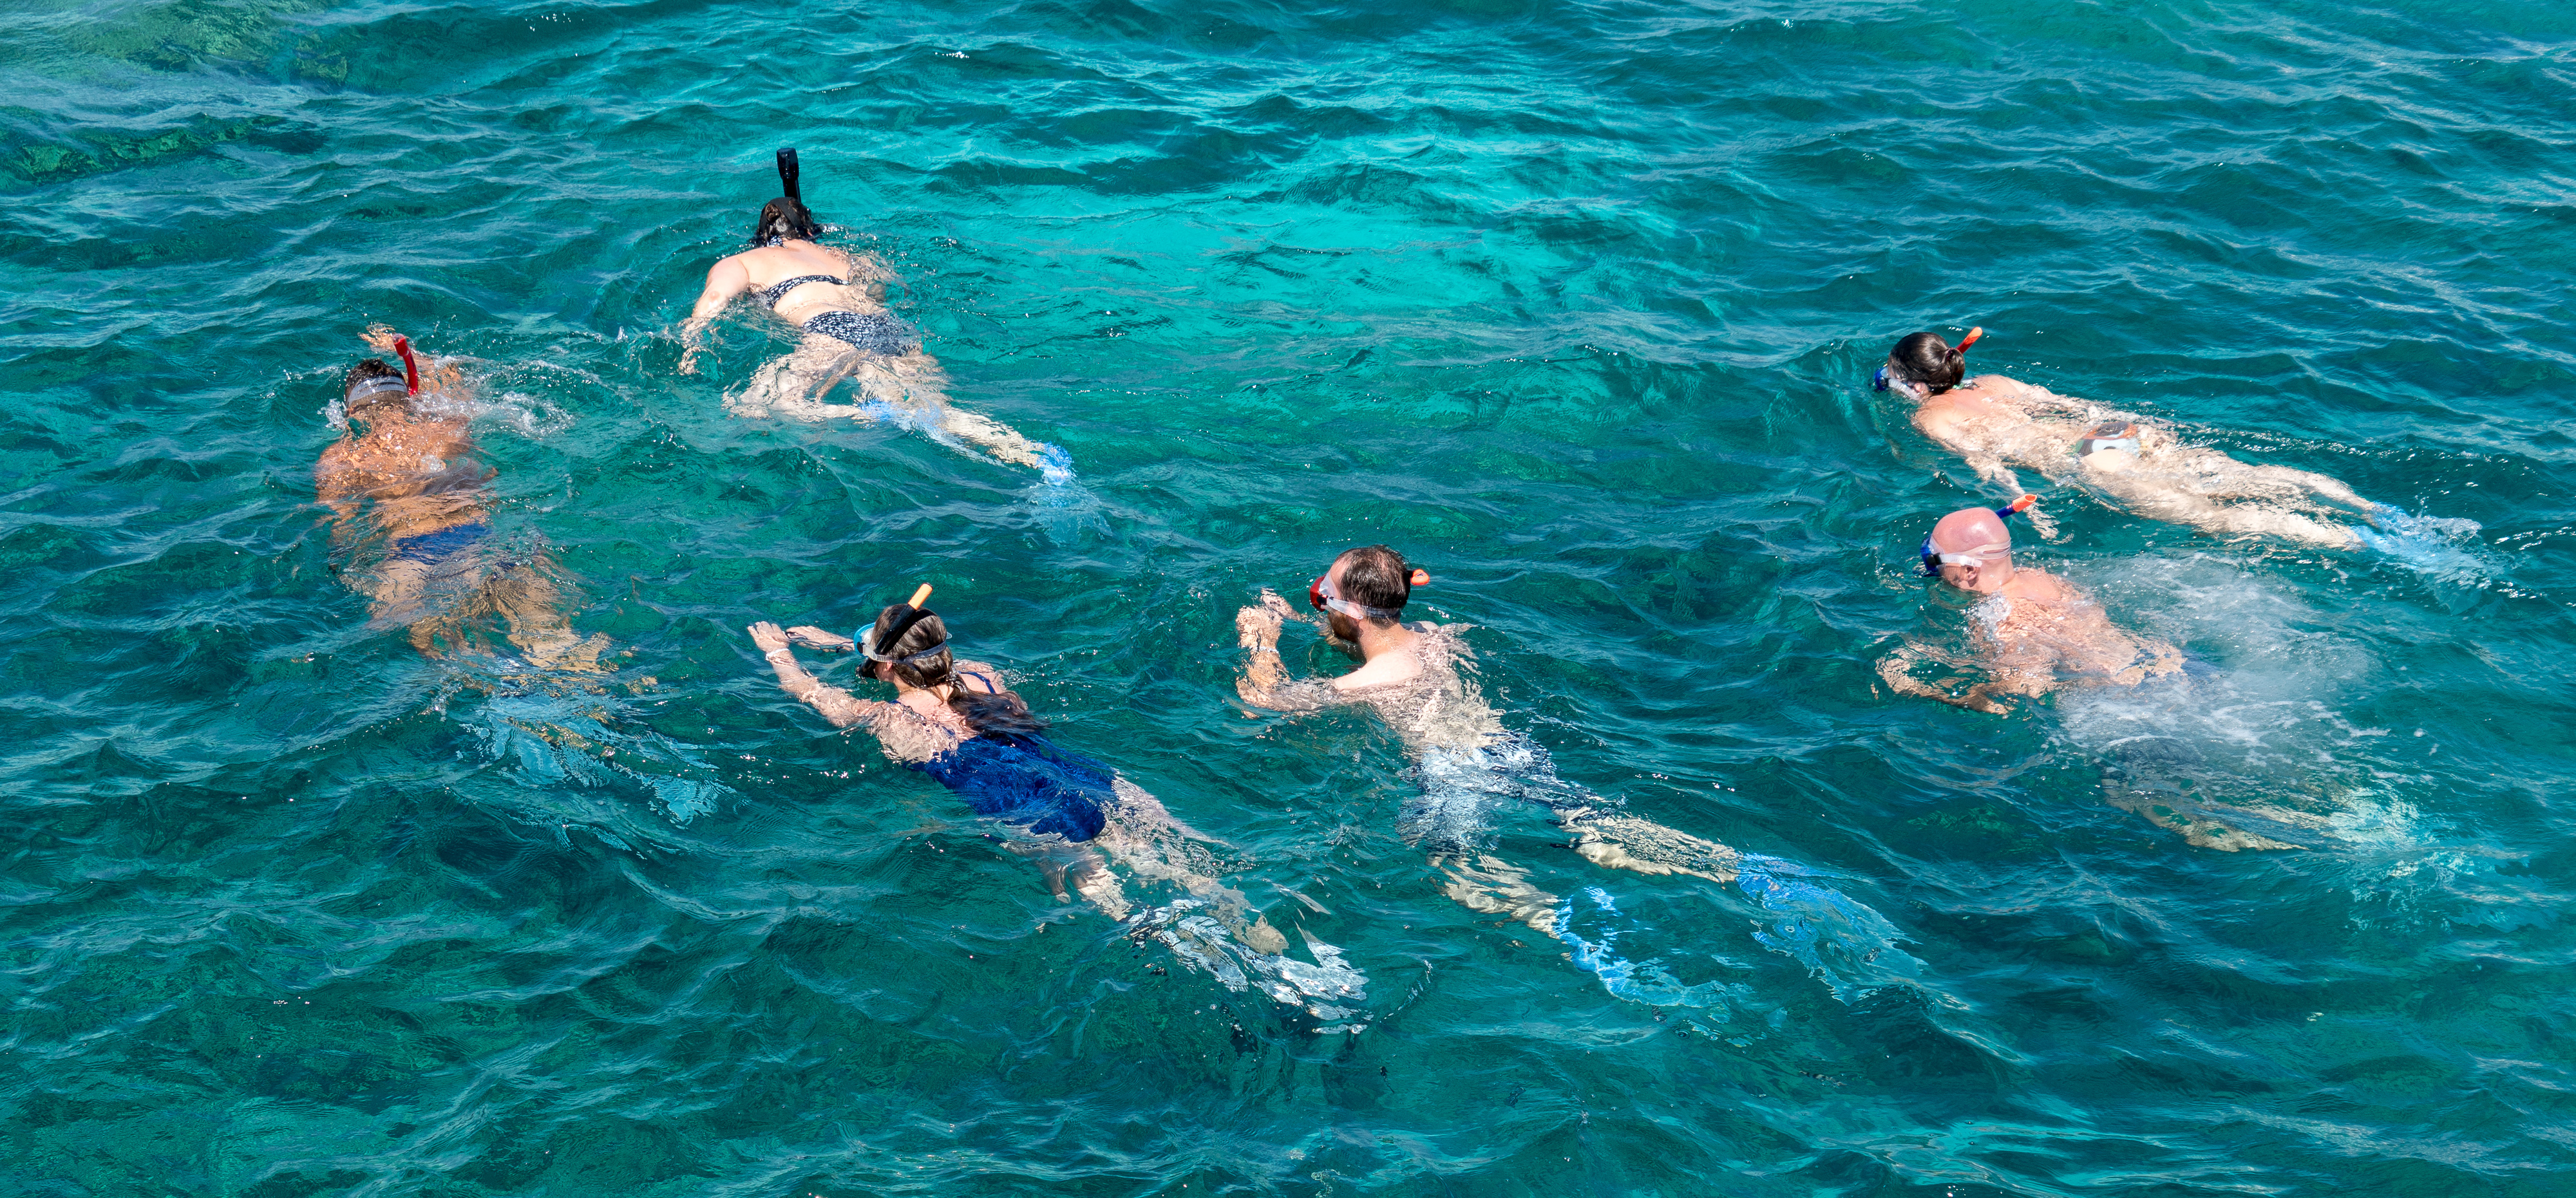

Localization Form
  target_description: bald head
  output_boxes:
[1925,506,2014,591]
[1930,507,2011,554]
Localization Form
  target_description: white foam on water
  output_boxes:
[2356,503,2491,589]
[1555,886,1740,1011]
[2057,557,2445,852]
[1027,444,1109,542]
[1733,856,1922,1001]
[467,688,737,828]
[1130,900,1372,1031]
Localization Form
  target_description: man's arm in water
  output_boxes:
[750,621,881,727]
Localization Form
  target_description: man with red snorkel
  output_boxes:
[1233,549,1915,1002]
[1230,548,1900,939]
[317,324,608,670]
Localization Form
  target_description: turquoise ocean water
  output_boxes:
[6,0,2575,1193]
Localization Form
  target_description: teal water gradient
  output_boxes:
[6,1,2575,1194]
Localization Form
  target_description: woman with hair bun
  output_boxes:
[681,150,1057,474]
[1879,327,2376,548]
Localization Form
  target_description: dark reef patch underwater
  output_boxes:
[3,0,2574,1193]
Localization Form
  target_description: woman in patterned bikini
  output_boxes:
[679,150,1057,473]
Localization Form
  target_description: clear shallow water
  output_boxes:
[6,0,2576,1193]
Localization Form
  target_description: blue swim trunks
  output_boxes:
[389,521,489,563]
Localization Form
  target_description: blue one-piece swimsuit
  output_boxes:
[911,733,1113,843]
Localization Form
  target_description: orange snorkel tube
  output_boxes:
[1956,326,1984,353]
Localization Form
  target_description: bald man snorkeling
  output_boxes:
[1878,496,2184,715]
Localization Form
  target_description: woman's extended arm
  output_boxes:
[750,621,880,727]
[681,256,754,375]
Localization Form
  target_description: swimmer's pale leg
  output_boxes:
[1435,854,1562,934]
[489,568,611,673]
[363,556,437,631]
[1557,807,1745,884]
[729,336,855,420]
[1094,778,1282,953]
[845,353,1057,471]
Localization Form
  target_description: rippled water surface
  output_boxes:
[7,1,2576,1193]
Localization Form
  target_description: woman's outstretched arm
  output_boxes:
[682,256,754,375]
[750,621,880,727]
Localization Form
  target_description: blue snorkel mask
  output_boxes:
[1873,366,1890,392]
[1917,495,2038,577]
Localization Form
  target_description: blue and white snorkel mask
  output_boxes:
[1917,495,2038,578]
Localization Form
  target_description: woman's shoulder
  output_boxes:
[951,660,1008,693]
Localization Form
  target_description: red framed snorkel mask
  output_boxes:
[1309,568,1430,622]
[1309,572,1432,626]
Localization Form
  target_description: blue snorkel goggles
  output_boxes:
[1917,496,2038,577]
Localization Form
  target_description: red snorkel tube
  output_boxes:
[393,336,421,396]
[1956,326,1984,353]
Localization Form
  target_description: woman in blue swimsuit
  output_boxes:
[679,153,1059,473]
[748,594,1374,1025]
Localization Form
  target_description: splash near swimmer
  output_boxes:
[678,147,1076,487]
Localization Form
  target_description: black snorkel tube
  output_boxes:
[776,147,801,204]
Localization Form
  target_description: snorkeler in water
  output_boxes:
[1235,547,1857,950]
[1882,503,2309,852]
[1879,328,2376,548]
[317,325,610,671]
[752,588,1368,1025]
[679,149,1059,473]
[1877,499,2184,714]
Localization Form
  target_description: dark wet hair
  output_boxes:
[341,358,406,416]
[1887,332,1967,394]
[867,604,1047,742]
[752,198,821,247]
[1334,544,1415,617]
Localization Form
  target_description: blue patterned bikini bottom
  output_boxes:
[803,310,913,357]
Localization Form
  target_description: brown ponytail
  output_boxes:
[1887,331,1968,394]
